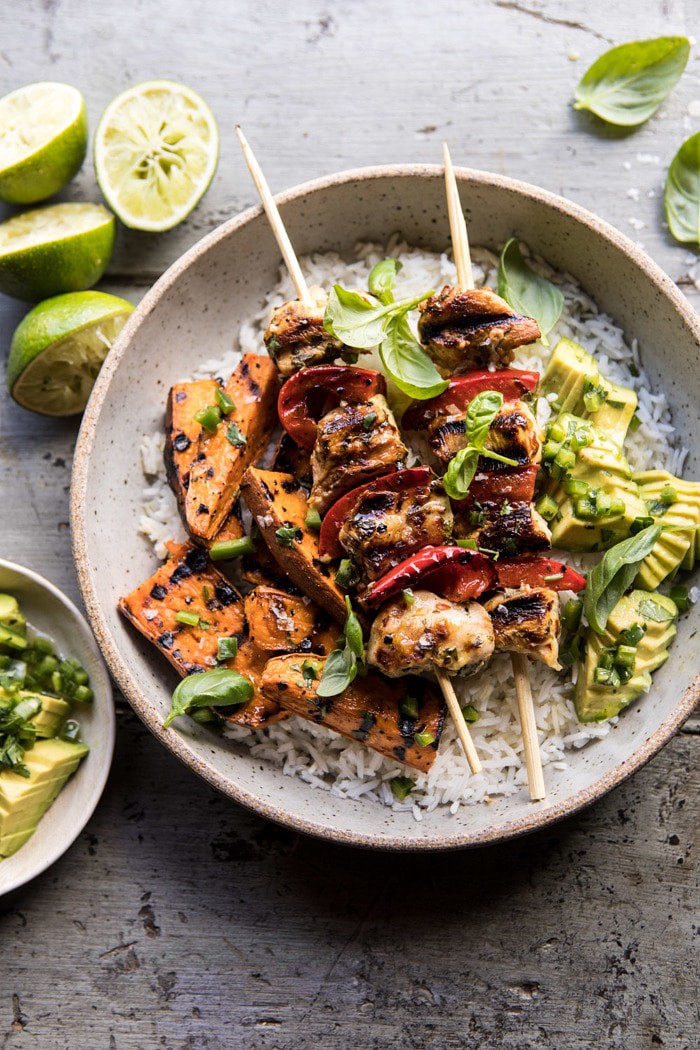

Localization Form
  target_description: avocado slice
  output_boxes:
[541,338,638,445]
[546,414,648,552]
[0,737,88,857]
[575,590,678,722]
[0,594,25,637]
[26,693,71,738]
[634,471,700,586]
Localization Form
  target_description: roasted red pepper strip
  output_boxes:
[402,369,539,431]
[496,556,586,592]
[318,466,434,559]
[361,545,497,609]
[278,365,387,449]
[452,464,539,508]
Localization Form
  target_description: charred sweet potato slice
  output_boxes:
[165,379,220,508]
[185,354,279,540]
[244,586,338,654]
[240,468,347,624]
[261,654,446,772]
[118,543,283,728]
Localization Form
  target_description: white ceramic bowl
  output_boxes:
[0,560,114,894]
[71,165,700,849]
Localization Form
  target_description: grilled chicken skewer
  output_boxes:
[441,141,546,801]
[236,127,484,774]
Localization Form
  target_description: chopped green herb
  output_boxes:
[226,422,247,448]
[362,412,377,431]
[217,637,239,661]
[275,525,303,547]
[669,585,690,612]
[400,695,419,720]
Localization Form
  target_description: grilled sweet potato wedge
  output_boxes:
[165,379,220,508]
[240,467,347,624]
[217,640,288,728]
[185,354,279,540]
[261,654,446,772]
[244,586,338,654]
[271,431,313,484]
[118,543,283,727]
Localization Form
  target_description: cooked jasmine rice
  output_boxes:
[138,238,685,816]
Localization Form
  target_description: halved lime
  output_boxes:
[0,82,88,204]
[0,202,116,302]
[94,80,219,232]
[7,291,134,416]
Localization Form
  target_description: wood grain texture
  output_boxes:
[0,0,698,1046]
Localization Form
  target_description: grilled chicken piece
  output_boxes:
[339,479,453,581]
[427,399,544,467]
[309,394,408,513]
[264,286,344,376]
[418,285,541,375]
[244,586,337,655]
[454,500,552,556]
[261,654,446,772]
[367,590,495,677]
[483,587,560,669]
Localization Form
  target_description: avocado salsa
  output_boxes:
[0,592,90,858]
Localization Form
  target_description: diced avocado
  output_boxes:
[0,594,25,637]
[0,623,27,651]
[0,737,88,857]
[541,338,638,444]
[546,414,647,552]
[24,693,71,738]
[575,590,677,722]
[634,470,700,586]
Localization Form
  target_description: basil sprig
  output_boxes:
[443,391,519,500]
[164,668,254,728]
[317,597,365,698]
[584,524,662,634]
[497,239,563,347]
[574,37,690,127]
[324,259,448,401]
[664,131,700,246]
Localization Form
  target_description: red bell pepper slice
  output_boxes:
[278,365,387,449]
[362,545,497,609]
[402,369,539,432]
[318,466,434,559]
[453,464,539,508]
[496,556,586,592]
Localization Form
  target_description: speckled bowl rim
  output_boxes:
[0,559,115,894]
[71,164,700,851]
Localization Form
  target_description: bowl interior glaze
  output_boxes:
[71,166,700,849]
[0,561,114,894]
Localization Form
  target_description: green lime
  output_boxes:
[94,79,219,232]
[7,290,134,416]
[0,202,116,302]
[0,82,88,204]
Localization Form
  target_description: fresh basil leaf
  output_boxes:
[164,668,253,728]
[664,131,700,246]
[344,597,364,659]
[574,37,690,126]
[316,646,357,698]
[379,314,449,401]
[497,240,563,347]
[584,524,663,634]
[465,390,504,450]
[443,446,480,501]
[369,258,402,300]
[637,597,676,623]
[324,285,431,349]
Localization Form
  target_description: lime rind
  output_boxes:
[94,79,219,232]
[0,82,88,204]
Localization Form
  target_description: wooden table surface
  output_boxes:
[1,2,698,1047]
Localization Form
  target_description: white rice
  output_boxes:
[138,239,685,815]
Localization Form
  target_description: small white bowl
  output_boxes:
[0,560,114,897]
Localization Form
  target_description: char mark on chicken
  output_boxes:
[483,587,560,669]
[264,285,344,376]
[455,500,551,557]
[418,286,541,376]
[339,479,453,580]
[309,394,408,513]
[367,590,495,678]
[426,399,544,467]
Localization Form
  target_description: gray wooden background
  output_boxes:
[1,2,698,1048]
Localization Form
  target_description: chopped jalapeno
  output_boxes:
[209,536,255,560]
[390,776,415,801]
[414,729,435,747]
[195,405,222,432]
[215,387,236,415]
[304,508,322,530]
[175,610,201,627]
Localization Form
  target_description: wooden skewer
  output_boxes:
[235,126,314,307]
[236,128,482,776]
[442,141,546,801]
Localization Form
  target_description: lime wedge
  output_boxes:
[7,291,134,416]
[0,202,116,302]
[94,80,219,232]
[0,82,88,204]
